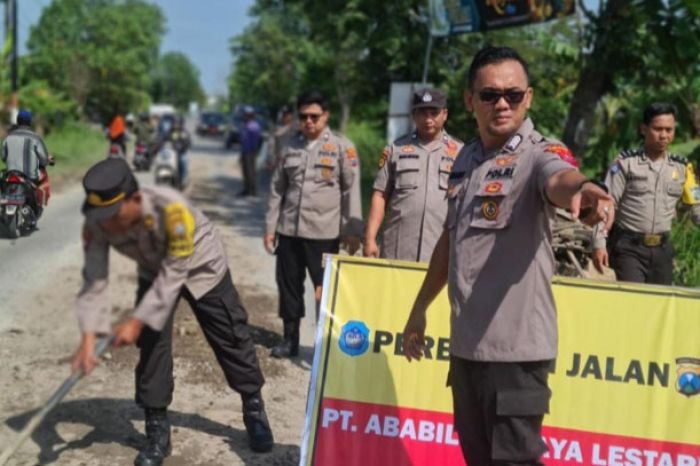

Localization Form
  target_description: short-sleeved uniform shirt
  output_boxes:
[446,118,574,362]
[265,127,363,239]
[593,148,700,248]
[373,131,463,262]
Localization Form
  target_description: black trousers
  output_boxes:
[275,234,339,321]
[609,230,673,285]
[449,357,552,466]
[240,151,258,195]
[134,270,264,408]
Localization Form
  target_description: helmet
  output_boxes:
[17,109,32,126]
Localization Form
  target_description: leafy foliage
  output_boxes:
[24,0,165,122]
[151,52,205,111]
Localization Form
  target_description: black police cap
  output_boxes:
[412,88,447,109]
[81,158,139,221]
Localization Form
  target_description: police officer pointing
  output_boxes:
[592,103,700,284]
[402,46,614,466]
[264,90,363,358]
[71,158,274,465]
[364,88,463,262]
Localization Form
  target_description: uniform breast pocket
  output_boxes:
[314,157,338,185]
[627,178,649,193]
[438,160,453,190]
[667,182,683,197]
[469,179,514,230]
[395,157,421,190]
[283,154,302,175]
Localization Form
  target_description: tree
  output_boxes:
[24,0,165,122]
[151,52,205,110]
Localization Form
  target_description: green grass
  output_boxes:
[43,122,107,182]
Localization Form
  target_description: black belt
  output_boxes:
[615,228,670,247]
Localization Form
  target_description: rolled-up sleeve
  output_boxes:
[76,225,112,334]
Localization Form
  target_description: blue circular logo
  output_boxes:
[339,321,370,357]
[678,371,700,397]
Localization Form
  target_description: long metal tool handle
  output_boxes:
[0,336,114,466]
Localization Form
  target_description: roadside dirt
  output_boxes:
[0,140,312,465]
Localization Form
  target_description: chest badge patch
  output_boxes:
[401,145,416,154]
[484,182,503,194]
[495,155,517,167]
[482,200,499,220]
[672,169,680,181]
[322,143,337,152]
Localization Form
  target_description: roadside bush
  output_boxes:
[672,214,700,287]
[345,120,385,183]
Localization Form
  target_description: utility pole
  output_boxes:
[2,0,18,123]
[9,0,18,117]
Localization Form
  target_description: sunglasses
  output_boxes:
[478,89,527,105]
[299,113,323,122]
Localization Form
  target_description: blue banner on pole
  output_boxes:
[430,0,575,35]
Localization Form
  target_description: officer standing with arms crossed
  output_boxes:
[363,88,463,262]
[402,46,614,466]
[71,158,274,466]
[264,90,363,359]
[592,103,700,284]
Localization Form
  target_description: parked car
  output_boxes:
[196,111,226,137]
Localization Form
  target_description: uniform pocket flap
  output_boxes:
[496,388,550,416]
[667,183,683,196]
[283,155,302,168]
[396,156,421,172]
[477,179,513,197]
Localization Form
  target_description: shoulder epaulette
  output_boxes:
[669,153,688,164]
[620,148,642,159]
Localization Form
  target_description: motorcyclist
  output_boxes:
[168,115,191,187]
[108,114,127,155]
[1,109,55,220]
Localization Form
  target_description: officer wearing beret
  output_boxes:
[264,90,363,359]
[71,158,274,465]
[592,103,700,284]
[402,46,614,466]
[364,88,463,262]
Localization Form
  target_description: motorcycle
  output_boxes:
[107,143,126,159]
[0,170,47,238]
[154,145,180,189]
[132,143,151,171]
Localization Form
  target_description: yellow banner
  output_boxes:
[301,256,700,466]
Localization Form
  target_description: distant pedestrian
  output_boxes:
[239,106,263,196]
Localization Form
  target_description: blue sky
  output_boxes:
[4,0,255,95]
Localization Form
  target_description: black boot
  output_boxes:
[134,408,171,466]
[270,320,299,358]
[242,394,274,453]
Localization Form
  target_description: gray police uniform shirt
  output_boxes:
[77,185,228,334]
[446,118,574,362]
[2,127,50,180]
[373,131,463,262]
[593,148,700,248]
[265,127,363,239]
